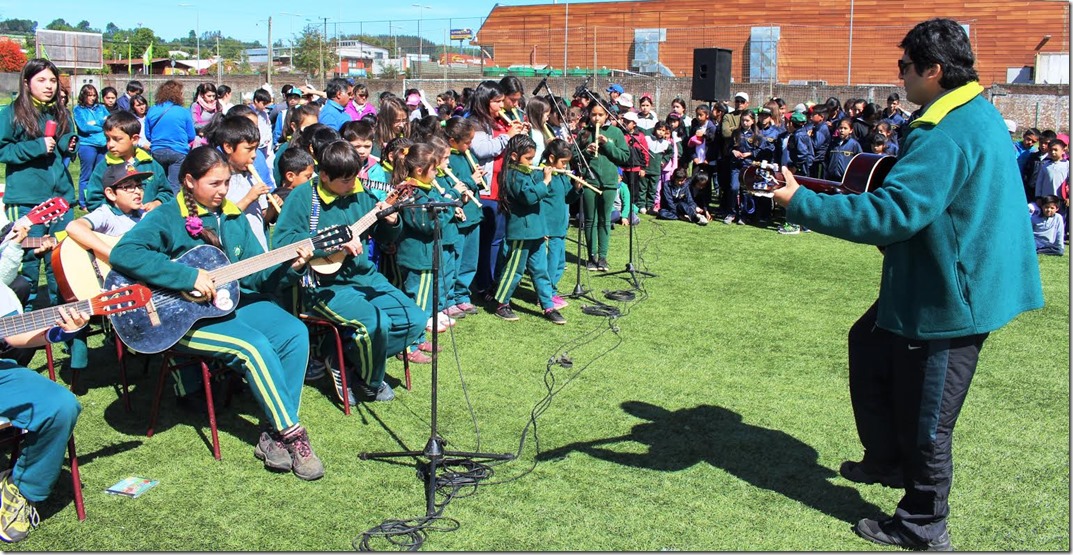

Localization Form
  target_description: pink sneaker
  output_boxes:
[444,305,467,319]
[552,295,569,310]
[457,302,479,315]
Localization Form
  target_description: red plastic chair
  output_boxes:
[146,352,234,461]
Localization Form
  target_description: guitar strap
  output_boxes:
[300,184,322,289]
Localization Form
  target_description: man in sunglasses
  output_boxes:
[774,18,1043,551]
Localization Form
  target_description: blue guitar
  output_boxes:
[105,225,352,354]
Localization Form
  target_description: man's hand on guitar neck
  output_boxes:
[772,166,800,208]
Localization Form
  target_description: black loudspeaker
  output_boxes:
[691,48,732,102]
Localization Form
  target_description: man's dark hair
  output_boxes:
[325,78,350,101]
[899,18,979,89]
[125,80,144,95]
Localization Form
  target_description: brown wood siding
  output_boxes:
[473,0,1069,86]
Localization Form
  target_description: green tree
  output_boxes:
[0,18,37,34]
[45,19,77,31]
[291,24,337,78]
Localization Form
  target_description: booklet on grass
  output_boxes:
[105,477,159,498]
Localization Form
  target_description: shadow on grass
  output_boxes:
[536,401,885,524]
[31,439,144,520]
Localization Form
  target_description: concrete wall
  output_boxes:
[2,73,1063,132]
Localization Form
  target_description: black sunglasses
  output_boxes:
[897,59,915,77]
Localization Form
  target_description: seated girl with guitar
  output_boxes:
[273,140,426,406]
[108,146,327,481]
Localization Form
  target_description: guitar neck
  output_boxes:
[362,179,392,192]
[208,237,314,285]
[345,208,382,242]
[793,175,850,195]
[21,237,50,249]
[0,298,92,338]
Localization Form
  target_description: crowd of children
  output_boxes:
[0,58,1065,543]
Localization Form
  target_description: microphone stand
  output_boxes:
[534,78,610,310]
[360,201,514,519]
[574,86,657,290]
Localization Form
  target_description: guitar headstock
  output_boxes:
[312,225,354,251]
[388,183,415,206]
[89,284,152,316]
[25,198,70,226]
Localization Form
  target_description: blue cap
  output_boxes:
[606,84,624,94]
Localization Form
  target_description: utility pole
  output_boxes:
[267,16,273,87]
[319,16,329,81]
[216,35,221,85]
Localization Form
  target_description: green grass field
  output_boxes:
[3,193,1068,551]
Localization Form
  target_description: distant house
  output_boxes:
[103,57,212,76]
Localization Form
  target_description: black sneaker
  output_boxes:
[585,258,599,271]
[854,518,952,551]
[597,258,610,271]
[839,460,904,488]
[495,304,519,321]
[544,308,567,325]
[357,380,395,402]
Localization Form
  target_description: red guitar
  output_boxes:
[0,197,70,243]
[742,153,896,197]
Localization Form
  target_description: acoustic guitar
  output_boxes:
[105,225,352,354]
[742,153,896,197]
[309,184,414,275]
[0,284,151,338]
[0,197,70,247]
[53,232,120,302]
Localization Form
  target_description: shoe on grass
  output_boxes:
[305,358,326,382]
[457,302,479,315]
[854,517,951,551]
[282,427,325,481]
[544,308,567,325]
[254,430,292,471]
[325,359,357,407]
[585,258,599,271]
[839,460,904,488]
[0,469,39,543]
[552,295,569,310]
[417,340,443,353]
[444,305,467,319]
[597,258,610,271]
[495,304,519,321]
[358,380,395,402]
[397,349,432,364]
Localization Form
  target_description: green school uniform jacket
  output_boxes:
[110,192,300,296]
[434,172,462,246]
[397,178,453,271]
[579,123,631,189]
[86,148,174,211]
[0,106,78,205]
[272,179,401,288]
[786,82,1044,340]
[447,150,483,231]
[502,165,550,241]
[541,172,580,238]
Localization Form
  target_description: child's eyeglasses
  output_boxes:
[114,183,145,192]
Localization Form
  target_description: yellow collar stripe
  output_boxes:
[177,190,242,217]
[910,82,983,128]
[316,179,363,205]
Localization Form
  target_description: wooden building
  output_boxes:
[473,0,1070,86]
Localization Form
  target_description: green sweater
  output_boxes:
[541,173,579,238]
[109,192,300,296]
[85,148,174,211]
[0,106,78,205]
[786,83,1044,340]
[447,151,483,230]
[397,179,453,271]
[502,165,549,240]
[272,179,401,288]
[578,123,631,189]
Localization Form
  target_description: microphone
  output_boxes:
[44,120,57,138]
[532,77,548,97]
[377,200,463,220]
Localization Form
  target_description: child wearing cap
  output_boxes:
[605,84,624,115]
[62,162,148,369]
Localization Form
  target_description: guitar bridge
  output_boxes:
[145,298,162,327]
